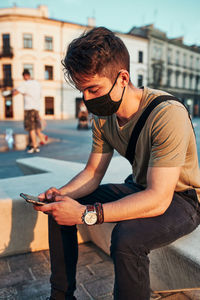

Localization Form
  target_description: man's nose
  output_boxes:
[83,91,92,101]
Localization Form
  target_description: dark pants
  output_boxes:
[48,179,200,300]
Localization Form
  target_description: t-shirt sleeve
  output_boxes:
[92,117,114,153]
[149,103,192,167]
[16,83,26,94]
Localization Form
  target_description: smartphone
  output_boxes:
[20,193,47,206]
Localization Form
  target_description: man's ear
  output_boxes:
[119,70,129,87]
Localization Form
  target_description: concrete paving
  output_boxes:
[0,242,199,300]
[0,242,115,300]
[0,118,200,299]
[0,119,93,179]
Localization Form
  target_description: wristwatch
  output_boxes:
[82,205,97,226]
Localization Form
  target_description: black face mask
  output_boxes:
[83,72,125,116]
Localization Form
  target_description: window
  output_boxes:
[3,64,12,87]
[190,56,193,69]
[3,34,10,49]
[182,53,187,68]
[137,74,143,87]
[45,97,54,115]
[167,48,172,64]
[157,47,162,60]
[45,65,53,80]
[138,51,143,63]
[23,34,32,48]
[167,69,172,87]
[23,64,34,78]
[175,71,180,87]
[183,73,187,88]
[45,36,53,51]
[195,75,199,90]
[189,74,193,89]
[1,34,13,57]
[175,51,180,66]
[153,44,162,60]
[196,58,199,70]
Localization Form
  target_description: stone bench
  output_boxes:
[0,156,199,291]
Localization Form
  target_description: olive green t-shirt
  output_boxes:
[92,87,200,202]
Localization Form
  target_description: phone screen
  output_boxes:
[20,193,46,206]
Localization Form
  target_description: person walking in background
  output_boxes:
[12,69,48,153]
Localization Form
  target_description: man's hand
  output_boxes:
[12,89,19,96]
[38,186,61,202]
[35,195,85,226]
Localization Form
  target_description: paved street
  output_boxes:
[0,242,115,300]
[0,119,93,179]
[0,118,200,299]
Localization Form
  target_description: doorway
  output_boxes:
[4,97,13,118]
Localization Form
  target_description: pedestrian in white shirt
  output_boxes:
[12,69,47,153]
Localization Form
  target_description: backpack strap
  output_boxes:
[125,95,193,165]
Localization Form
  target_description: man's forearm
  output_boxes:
[103,188,173,222]
[59,168,101,200]
[103,166,178,223]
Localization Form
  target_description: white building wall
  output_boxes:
[120,34,148,87]
[0,5,148,120]
[61,26,87,119]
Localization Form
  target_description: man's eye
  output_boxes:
[89,89,98,94]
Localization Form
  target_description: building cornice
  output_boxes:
[0,14,149,42]
[0,14,87,30]
[129,26,200,54]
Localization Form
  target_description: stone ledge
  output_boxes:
[0,155,131,257]
[88,222,200,290]
[0,158,92,258]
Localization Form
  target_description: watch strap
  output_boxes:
[86,205,95,212]
[95,202,104,224]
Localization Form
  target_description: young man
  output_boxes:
[36,27,200,300]
[12,69,47,153]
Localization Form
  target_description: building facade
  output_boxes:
[0,5,148,121]
[129,24,200,116]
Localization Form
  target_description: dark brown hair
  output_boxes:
[62,27,130,87]
[22,69,30,76]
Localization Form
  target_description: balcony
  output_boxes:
[0,78,13,88]
[0,47,13,58]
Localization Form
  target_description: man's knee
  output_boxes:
[110,220,148,257]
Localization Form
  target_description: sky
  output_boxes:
[1,0,200,46]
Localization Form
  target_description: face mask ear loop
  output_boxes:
[121,86,126,99]
[108,72,121,94]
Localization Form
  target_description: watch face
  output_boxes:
[85,212,97,225]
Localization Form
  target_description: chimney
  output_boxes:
[87,17,96,27]
[38,5,48,18]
